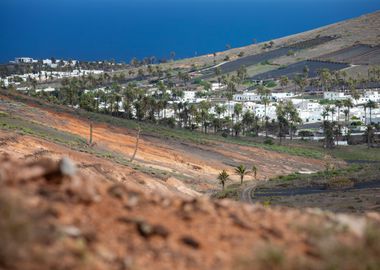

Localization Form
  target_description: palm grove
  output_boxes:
[17,62,380,147]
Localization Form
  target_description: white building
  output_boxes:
[271,92,295,101]
[234,91,295,102]
[181,91,196,102]
[233,92,261,102]
[323,92,351,101]
[42,59,53,65]
[211,83,226,91]
[36,87,56,93]
[254,103,276,119]
[356,90,380,104]
[14,57,37,64]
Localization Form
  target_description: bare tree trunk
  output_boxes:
[290,122,293,140]
[89,122,93,145]
[130,126,141,162]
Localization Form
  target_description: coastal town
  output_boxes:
[2,3,380,270]
[1,53,380,146]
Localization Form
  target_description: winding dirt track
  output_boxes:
[240,183,257,204]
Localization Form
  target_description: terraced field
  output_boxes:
[316,44,380,65]
[251,60,349,80]
[201,36,337,78]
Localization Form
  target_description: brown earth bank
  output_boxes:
[1,155,380,270]
[0,93,326,196]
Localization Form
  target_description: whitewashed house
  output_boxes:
[211,83,226,91]
[181,91,196,102]
[15,57,37,64]
[271,92,295,101]
[357,91,380,104]
[324,92,351,100]
[233,92,261,102]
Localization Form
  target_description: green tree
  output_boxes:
[366,100,377,124]
[198,100,211,133]
[257,85,271,137]
[217,170,230,191]
[233,103,243,123]
[276,101,288,144]
[235,165,248,185]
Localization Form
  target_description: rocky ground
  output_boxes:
[1,155,380,270]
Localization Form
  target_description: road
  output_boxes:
[240,182,258,204]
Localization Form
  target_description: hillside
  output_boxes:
[1,155,380,270]
[0,91,326,197]
[1,10,380,270]
[170,10,380,76]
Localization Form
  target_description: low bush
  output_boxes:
[264,138,274,145]
[326,177,354,189]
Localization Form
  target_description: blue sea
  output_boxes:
[1,0,379,63]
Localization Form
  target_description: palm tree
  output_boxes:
[343,99,353,121]
[343,99,353,139]
[284,100,301,140]
[217,170,230,191]
[242,111,254,135]
[318,68,332,92]
[234,103,243,124]
[235,165,248,185]
[257,85,271,137]
[215,104,227,120]
[366,100,377,125]
[294,75,308,94]
[199,100,211,133]
[321,110,329,121]
[330,107,336,122]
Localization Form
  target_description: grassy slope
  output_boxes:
[0,112,180,181]
[0,91,324,159]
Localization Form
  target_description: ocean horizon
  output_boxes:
[1,0,379,63]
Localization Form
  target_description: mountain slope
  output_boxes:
[172,10,380,69]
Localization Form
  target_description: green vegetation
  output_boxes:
[270,164,363,182]
[326,177,354,189]
[0,92,325,159]
[217,169,230,191]
[328,144,380,162]
[0,111,8,117]
[212,183,242,199]
[0,114,188,181]
[319,99,336,105]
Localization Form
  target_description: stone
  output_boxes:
[59,157,77,176]
[181,236,200,249]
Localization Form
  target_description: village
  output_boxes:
[1,56,380,146]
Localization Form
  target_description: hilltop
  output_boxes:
[172,10,380,69]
